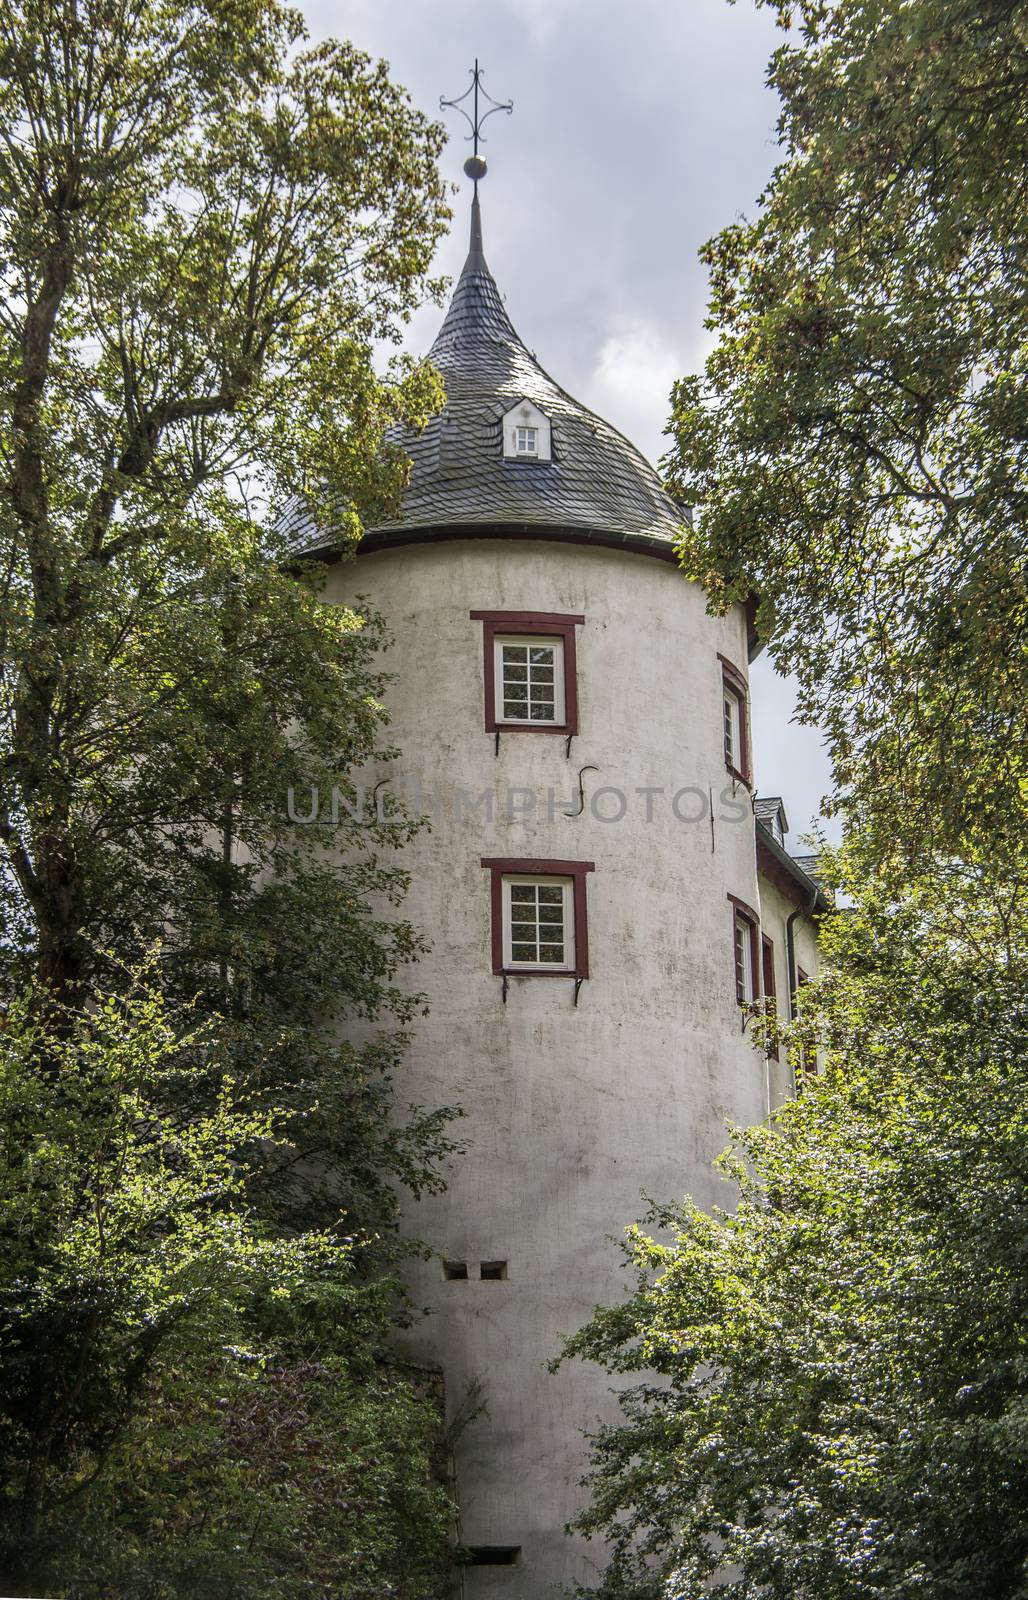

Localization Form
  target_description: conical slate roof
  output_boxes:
[289,196,685,558]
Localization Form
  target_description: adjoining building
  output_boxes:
[290,182,825,1599]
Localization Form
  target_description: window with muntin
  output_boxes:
[481,858,595,978]
[495,635,564,725]
[504,876,574,970]
[471,611,583,736]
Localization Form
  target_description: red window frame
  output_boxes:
[718,653,751,784]
[471,611,584,736]
[481,857,595,977]
[761,933,779,1059]
[728,892,761,1006]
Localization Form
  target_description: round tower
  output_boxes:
[299,191,769,1597]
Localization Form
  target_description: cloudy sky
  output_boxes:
[304,0,837,847]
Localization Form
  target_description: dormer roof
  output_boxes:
[288,194,686,560]
[754,795,789,845]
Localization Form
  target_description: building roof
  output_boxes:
[791,854,829,890]
[756,820,831,917]
[286,195,687,560]
[754,795,789,844]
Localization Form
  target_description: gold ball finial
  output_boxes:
[441,63,512,188]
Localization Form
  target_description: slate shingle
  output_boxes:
[286,197,686,557]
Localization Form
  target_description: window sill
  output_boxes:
[500,967,581,978]
[725,764,752,789]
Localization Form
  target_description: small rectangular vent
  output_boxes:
[443,1261,468,1280]
[464,1546,521,1566]
[480,1260,508,1280]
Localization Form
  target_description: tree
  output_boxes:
[559,868,1028,1599]
[0,969,455,1596]
[667,0,1028,878]
[0,2,462,1585]
[0,0,459,1242]
[557,4,1028,1593]
[0,0,448,1001]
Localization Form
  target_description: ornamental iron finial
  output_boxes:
[440,59,513,187]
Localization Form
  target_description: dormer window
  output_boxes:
[755,796,789,846]
[502,399,551,461]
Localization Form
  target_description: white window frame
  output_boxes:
[493,634,566,727]
[502,875,575,973]
[501,400,552,461]
[723,684,743,773]
[734,911,757,1005]
[514,425,538,455]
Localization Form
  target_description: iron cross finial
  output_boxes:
[440,60,513,187]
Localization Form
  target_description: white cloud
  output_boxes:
[503,0,570,47]
[584,316,682,463]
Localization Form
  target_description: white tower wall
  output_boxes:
[322,537,764,1598]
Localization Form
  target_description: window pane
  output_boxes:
[505,879,569,968]
[495,635,565,726]
[723,685,744,772]
[734,916,754,1004]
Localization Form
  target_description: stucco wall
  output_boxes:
[319,537,787,1598]
[757,871,823,1108]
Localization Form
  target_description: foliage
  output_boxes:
[559,865,1028,1598]
[0,971,455,1596]
[563,5,1028,1594]
[0,0,461,1259]
[87,1354,452,1600]
[0,1,460,1588]
[0,0,449,999]
[668,0,1028,876]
